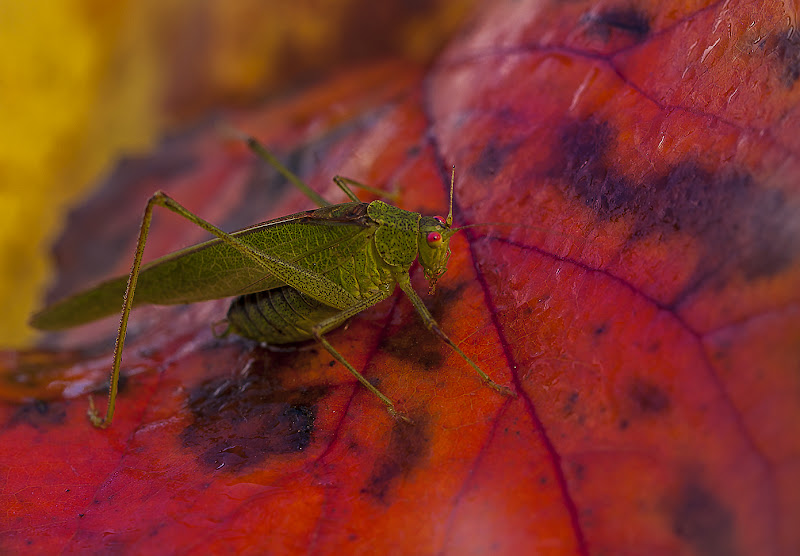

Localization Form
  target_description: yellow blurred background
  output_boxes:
[0,0,476,347]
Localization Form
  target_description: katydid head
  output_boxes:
[418,166,457,295]
[418,216,457,294]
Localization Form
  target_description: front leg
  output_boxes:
[394,272,516,397]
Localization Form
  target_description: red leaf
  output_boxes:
[3,2,800,555]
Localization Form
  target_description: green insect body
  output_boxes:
[30,137,514,427]
[225,202,396,344]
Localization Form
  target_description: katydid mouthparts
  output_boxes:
[30,136,516,427]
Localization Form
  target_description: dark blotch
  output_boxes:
[628,377,670,415]
[551,117,800,290]
[381,318,445,370]
[588,8,650,41]
[362,414,431,502]
[11,399,67,428]
[219,148,300,233]
[432,282,467,308]
[2,347,101,392]
[114,373,129,395]
[90,371,129,396]
[762,29,800,87]
[736,187,798,280]
[672,480,737,556]
[555,119,628,217]
[181,368,326,473]
[562,390,579,417]
[471,139,521,179]
[381,283,466,370]
[406,145,422,158]
[572,462,586,481]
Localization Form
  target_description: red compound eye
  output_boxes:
[433,215,445,225]
[427,231,442,245]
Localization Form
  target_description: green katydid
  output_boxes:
[30,136,515,427]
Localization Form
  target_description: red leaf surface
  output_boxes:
[2,2,799,555]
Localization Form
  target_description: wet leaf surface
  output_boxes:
[2,2,799,554]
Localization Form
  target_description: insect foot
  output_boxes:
[87,395,111,429]
[389,408,413,424]
[487,381,517,398]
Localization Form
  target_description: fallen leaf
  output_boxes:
[2,1,799,555]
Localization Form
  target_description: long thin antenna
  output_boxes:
[446,165,455,227]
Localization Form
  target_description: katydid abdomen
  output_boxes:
[227,288,341,344]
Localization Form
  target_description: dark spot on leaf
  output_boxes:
[181,368,326,473]
[551,117,800,291]
[761,29,800,87]
[197,333,241,353]
[381,318,445,370]
[627,377,670,415]
[381,283,466,371]
[562,390,579,417]
[406,145,422,157]
[471,140,521,179]
[593,322,609,335]
[572,462,585,481]
[11,399,67,428]
[521,305,534,317]
[256,113,393,208]
[735,187,799,280]
[4,347,111,395]
[115,373,130,395]
[554,119,623,215]
[671,480,737,556]
[618,418,629,430]
[586,7,650,42]
[90,370,129,396]
[432,283,467,308]
[362,413,430,502]
[219,148,297,232]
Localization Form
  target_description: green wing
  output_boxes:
[31,203,375,330]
